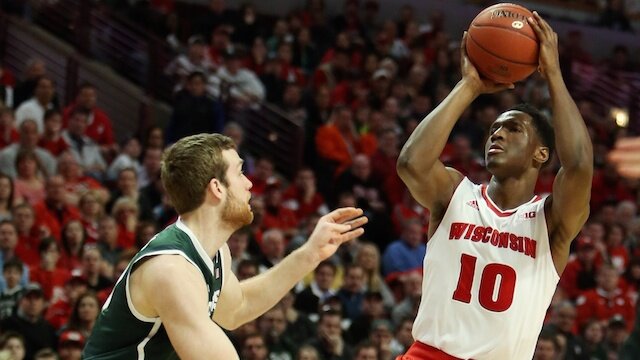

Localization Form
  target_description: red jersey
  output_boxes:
[576,288,635,331]
[63,105,115,146]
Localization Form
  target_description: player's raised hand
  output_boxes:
[303,207,368,263]
[609,137,640,179]
[461,32,514,94]
[527,11,560,79]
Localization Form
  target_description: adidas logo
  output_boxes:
[466,200,479,210]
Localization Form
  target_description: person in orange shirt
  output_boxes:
[315,105,362,177]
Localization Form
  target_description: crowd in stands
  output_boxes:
[0,0,639,359]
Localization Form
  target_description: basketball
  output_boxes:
[466,3,539,83]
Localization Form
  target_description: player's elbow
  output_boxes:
[397,152,416,176]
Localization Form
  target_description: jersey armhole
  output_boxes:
[125,250,206,323]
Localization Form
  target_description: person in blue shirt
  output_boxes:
[382,219,426,278]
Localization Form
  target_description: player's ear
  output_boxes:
[534,146,549,164]
[208,178,225,201]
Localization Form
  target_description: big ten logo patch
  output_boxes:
[209,289,221,314]
[519,211,536,221]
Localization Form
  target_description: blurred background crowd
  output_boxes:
[0,0,637,359]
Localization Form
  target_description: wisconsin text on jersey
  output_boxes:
[448,222,538,259]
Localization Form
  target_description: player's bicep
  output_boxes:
[398,160,464,211]
[549,167,592,236]
[142,257,238,359]
[212,244,244,329]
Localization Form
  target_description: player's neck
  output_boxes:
[486,176,537,210]
[180,208,234,257]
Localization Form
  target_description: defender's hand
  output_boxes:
[303,207,368,263]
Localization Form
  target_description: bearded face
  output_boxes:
[221,188,253,229]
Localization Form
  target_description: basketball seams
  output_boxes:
[467,33,537,66]
[470,23,538,42]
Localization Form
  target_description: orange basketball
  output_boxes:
[466,3,539,83]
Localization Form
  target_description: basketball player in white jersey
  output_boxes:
[396,12,593,360]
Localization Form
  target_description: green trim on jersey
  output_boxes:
[82,220,224,360]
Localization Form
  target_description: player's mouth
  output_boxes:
[488,144,504,155]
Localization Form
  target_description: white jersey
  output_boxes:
[413,178,559,360]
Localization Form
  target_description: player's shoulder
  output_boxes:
[137,254,200,288]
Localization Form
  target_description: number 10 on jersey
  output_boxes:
[452,253,517,312]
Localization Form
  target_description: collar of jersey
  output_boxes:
[480,184,542,217]
[175,218,215,275]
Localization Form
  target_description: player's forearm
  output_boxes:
[397,80,477,174]
[234,248,315,324]
[548,73,593,171]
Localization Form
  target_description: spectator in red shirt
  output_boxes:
[604,223,630,274]
[12,203,43,267]
[110,198,138,250]
[29,238,70,301]
[591,163,636,212]
[247,157,277,196]
[62,83,116,159]
[443,134,486,184]
[0,107,18,149]
[59,220,85,273]
[276,42,306,86]
[261,181,298,238]
[57,151,109,207]
[77,190,104,244]
[560,235,600,301]
[33,175,81,241]
[38,109,68,157]
[45,272,88,330]
[576,264,635,332]
[370,128,404,205]
[391,190,429,238]
[282,167,328,222]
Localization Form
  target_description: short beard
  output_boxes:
[221,190,254,230]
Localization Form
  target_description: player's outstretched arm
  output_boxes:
[397,32,513,215]
[528,12,593,273]
[135,255,240,359]
[213,207,367,329]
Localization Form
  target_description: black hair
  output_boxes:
[537,328,560,351]
[508,103,555,161]
[2,258,23,273]
[187,71,206,82]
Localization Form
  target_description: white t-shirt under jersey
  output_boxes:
[413,177,559,360]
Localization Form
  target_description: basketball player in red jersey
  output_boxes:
[396,12,593,360]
